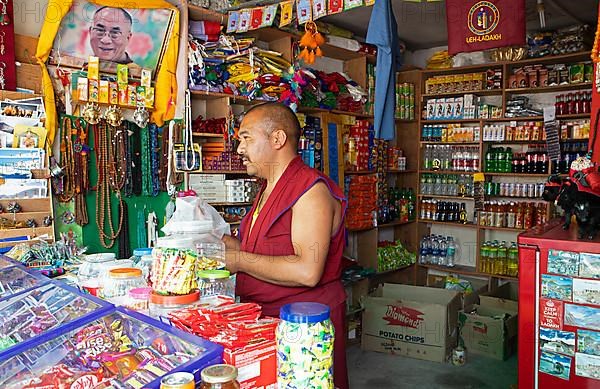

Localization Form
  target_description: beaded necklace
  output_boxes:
[58,116,75,202]
[95,121,124,248]
[150,123,160,196]
[74,118,89,225]
[141,124,150,196]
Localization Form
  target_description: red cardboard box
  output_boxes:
[223,339,277,389]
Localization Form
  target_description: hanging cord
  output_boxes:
[183,90,197,170]
[137,205,146,249]
[589,108,600,159]
[165,120,178,196]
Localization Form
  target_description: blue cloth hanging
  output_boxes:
[366,0,403,140]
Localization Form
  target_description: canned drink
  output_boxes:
[535,183,544,198]
[508,182,516,197]
[161,372,195,389]
[527,183,536,198]
[494,182,501,196]
[499,183,507,197]
[515,183,523,197]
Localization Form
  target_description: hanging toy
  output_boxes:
[133,106,150,128]
[81,102,101,125]
[104,105,123,127]
[298,21,325,65]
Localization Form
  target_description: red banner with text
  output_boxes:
[446,0,526,55]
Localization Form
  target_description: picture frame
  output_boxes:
[48,1,176,79]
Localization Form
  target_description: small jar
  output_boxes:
[198,270,235,301]
[101,268,146,305]
[200,364,240,389]
[136,254,154,285]
[149,290,200,325]
[124,287,152,314]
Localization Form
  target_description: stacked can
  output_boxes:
[395,81,415,120]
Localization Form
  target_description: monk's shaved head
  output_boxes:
[242,102,301,148]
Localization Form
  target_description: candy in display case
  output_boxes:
[0,307,224,389]
[0,255,17,270]
[0,281,112,357]
[0,265,49,300]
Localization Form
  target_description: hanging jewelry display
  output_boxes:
[149,123,160,196]
[132,106,149,128]
[104,105,124,128]
[141,123,161,197]
[81,102,101,125]
[57,116,76,203]
[124,121,134,197]
[0,0,10,25]
[95,120,125,248]
[117,201,131,259]
[130,123,143,196]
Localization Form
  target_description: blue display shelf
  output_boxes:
[0,306,223,388]
[0,264,50,301]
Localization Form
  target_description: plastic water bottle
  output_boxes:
[419,236,428,264]
[431,236,440,265]
[447,237,456,267]
[439,238,448,266]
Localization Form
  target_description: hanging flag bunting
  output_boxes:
[237,9,251,32]
[446,0,526,54]
[313,0,328,20]
[328,0,343,14]
[227,11,240,34]
[297,0,313,25]
[250,7,264,30]
[280,0,294,27]
[365,0,375,6]
[261,4,278,27]
[345,0,364,11]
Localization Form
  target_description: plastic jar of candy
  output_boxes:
[124,287,152,315]
[196,242,226,271]
[148,290,200,324]
[130,248,153,264]
[136,254,154,285]
[101,268,146,305]
[78,254,135,296]
[198,270,235,301]
[200,364,240,389]
[276,302,334,389]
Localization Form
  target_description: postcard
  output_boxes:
[573,278,600,305]
[575,352,600,380]
[540,328,575,356]
[577,329,600,357]
[548,249,580,276]
[565,304,600,331]
[542,274,573,301]
[539,351,572,380]
[580,253,600,279]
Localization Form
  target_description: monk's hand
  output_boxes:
[224,248,240,274]
[222,234,240,250]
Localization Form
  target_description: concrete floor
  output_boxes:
[347,345,518,389]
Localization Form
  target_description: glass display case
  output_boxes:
[0,307,223,389]
[0,265,48,300]
[0,281,112,357]
[0,255,17,270]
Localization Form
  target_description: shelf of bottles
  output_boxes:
[478,240,519,278]
[418,233,458,268]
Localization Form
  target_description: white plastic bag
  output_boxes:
[162,196,230,243]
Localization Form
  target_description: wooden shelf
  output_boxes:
[420,170,477,175]
[344,170,376,175]
[422,89,502,98]
[420,141,480,145]
[0,198,51,212]
[482,140,546,144]
[377,220,415,228]
[418,219,477,228]
[421,119,482,124]
[485,113,590,122]
[387,169,418,174]
[373,263,415,276]
[419,263,481,277]
[209,202,253,206]
[192,170,248,174]
[187,4,225,23]
[396,118,417,123]
[0,226,53,240]
[505,51,591,67]
[489,273,519,281]
[192,132,225,138]
[71,100,155,111]
[484,172,549,177]
[418,194,474,200]
[505,82,592,95]
[479,225,527,233]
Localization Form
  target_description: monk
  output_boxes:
[223,102,348,389]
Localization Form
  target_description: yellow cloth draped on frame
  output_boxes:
[35,0,180,146]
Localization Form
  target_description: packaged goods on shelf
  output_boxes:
[420,173,474,197]
[424,68,502,94]
[422,145,480,172]
[505,96,543,118]
[479,240,519,277]
[297,68,367,113]
[508,60,592,89]
[422,124,480,143]
[419,234,458,267]
[419,199,469,224]
[344,120,374,172]
[298,115,323,170]
[527,25,592,58]
[377,241,416,273]
[478,201,547,230]
[484,146,548,174]
[395,80,415,120]
[345,175,377,231]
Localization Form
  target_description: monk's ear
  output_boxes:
[270,129,287,149]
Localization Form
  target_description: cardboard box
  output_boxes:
[223,340,277,389]
[361,283,461,363]
[480,282,518,313]
[458,303,518,360]
[430,276,489,310]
